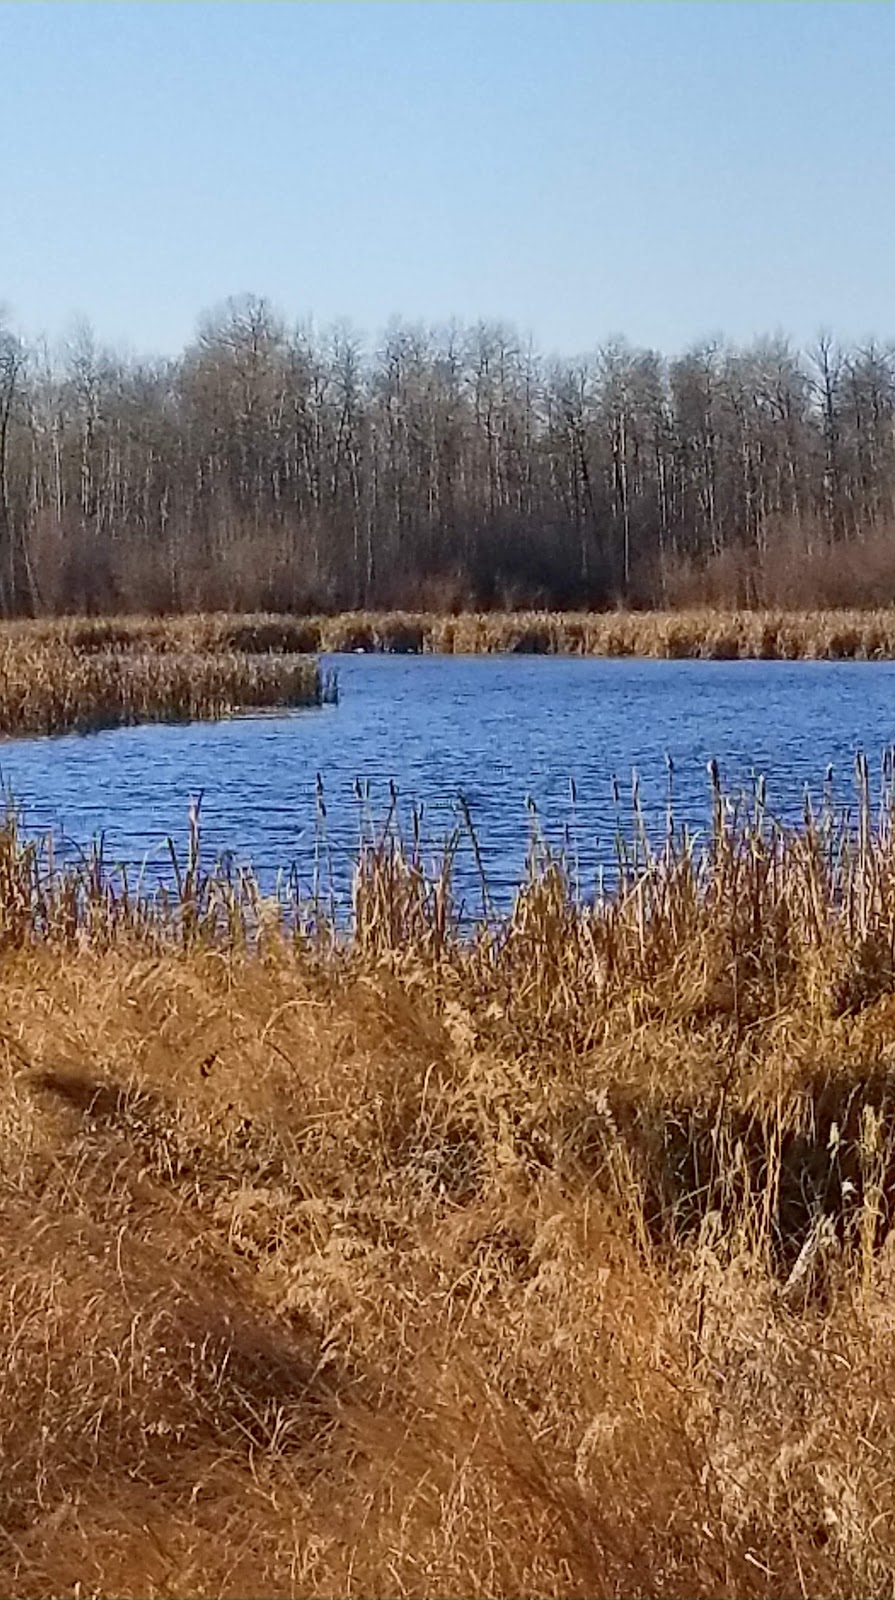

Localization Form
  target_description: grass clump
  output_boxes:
[2,768,895,1593]
[0,626,333,737]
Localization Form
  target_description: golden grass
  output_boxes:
[369,605,895,658]
[19,614,327,657]
[0,627,330,737]
[4,780,895,1594]
[10,605,895,670]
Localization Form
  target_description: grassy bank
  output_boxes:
[0,625,332,737]
[424,605,895,659]
[4,784,895,1594]
[10,607,895,672]
[27,606,895,660]
[327,604,895,658]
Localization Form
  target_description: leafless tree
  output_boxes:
[2,299,895,616]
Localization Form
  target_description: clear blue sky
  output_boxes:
[2,1,893,359]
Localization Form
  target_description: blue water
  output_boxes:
[2,655,894,909]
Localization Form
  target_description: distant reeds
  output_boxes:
[281,604,895,659]
[400,605,895,658]
[0,626,334,737]
[10,605,895,669]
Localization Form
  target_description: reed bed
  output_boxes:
[0,632,332,737]
[340,604,895,658]
[18,613,326,656]
[4,773,895,1593]
[12,604,895,661]
[10,603,895,668]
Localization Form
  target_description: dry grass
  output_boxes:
[0,625,331,737]
[3,777,895,1595]
[10,606,895,672]
[405,606,895,659]
[19,615,327,657]
[219,605,895,659]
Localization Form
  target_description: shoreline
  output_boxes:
[15,606,895,661]
[1,601,891,740]
[313,607,895,659]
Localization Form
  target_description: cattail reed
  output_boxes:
[0,632,332,737]
[5,767,895,1596]
[11,606,895,667]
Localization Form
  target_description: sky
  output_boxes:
[1,1,894,362]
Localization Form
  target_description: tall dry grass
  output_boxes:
[288,605,895,658]
[0,625,332,737]
[14,605,895,665]
[417,606,895,658]
[3,775,895,1593]
[30,606,895,661]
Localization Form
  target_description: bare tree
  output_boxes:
[2,299,895,617]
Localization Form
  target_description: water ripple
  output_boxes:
[1,654,894,906]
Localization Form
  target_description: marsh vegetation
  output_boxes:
[4,779,895,1594]
[8,601,895,742]
[0,618,331,736]
[217,604,895,660]
[11,602,895,684]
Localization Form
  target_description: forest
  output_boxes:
[2,294,895,617]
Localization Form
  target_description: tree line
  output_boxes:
[1,294,895,617]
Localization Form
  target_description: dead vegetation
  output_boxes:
[6,606,895,723]
[0,621,331,737]
[394,604,895,658]
[220,604,895,659]
[5,773,895,1595]
[30,606,895,661]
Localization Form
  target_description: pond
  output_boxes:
[2,654,895,910]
